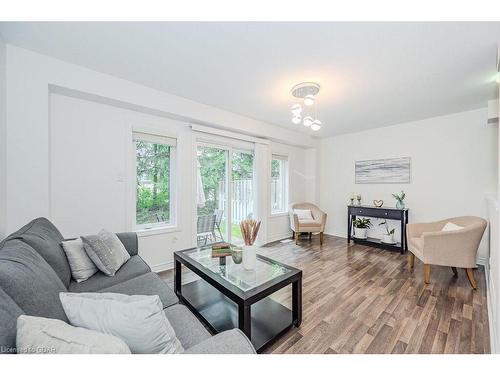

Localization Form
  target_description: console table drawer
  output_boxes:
[350,207,401,220]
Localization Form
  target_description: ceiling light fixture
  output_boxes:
[303,116,313,127]
[290,82,322,132]
[291,115,302,125]
[304,94,315,106]
[291,104,302,114]
[311,120,322,131]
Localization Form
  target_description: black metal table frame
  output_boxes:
[174,249,302,351]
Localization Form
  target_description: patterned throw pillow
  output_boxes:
[81,230,130,276]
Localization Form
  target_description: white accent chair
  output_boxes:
[406,216,487,289]
[289,202,327,245]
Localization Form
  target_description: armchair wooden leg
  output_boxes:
[451,267,458,278]
[320,232,324,245]
[466,268,477,290]
[295,232,299,245]
[423,264,431,284]
[309,232,312,241]
[408,252,415,270]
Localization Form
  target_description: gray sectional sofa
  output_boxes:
[0,217,255,354]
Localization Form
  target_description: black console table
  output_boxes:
[347,205,409,254]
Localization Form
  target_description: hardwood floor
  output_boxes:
[159,234,490,354]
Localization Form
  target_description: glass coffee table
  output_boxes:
[174,246,302,353]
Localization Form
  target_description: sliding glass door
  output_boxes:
[231,151,254,245]
[197,145,228,246]
[196,144,254,246]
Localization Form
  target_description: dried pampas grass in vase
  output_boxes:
[240,219,261,270]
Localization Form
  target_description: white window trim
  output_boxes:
[270,212,289,218]
[270,154,289,216]
[132,131,178,232]
[135,226,181,237]
[196,134,254,152]
[191,124,269,145]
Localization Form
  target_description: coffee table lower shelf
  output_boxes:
[180,279,293,353]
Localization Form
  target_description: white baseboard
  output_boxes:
[266,231,293,244]
[151,260,174,273]
[326,231,346,239]
[476,256,489,266]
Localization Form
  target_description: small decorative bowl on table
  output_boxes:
[230,246,243,264]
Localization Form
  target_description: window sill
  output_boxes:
[135,226,180,237]
[270,212,289,218]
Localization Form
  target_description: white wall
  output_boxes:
[266,142,317,242]
[486,77,500,353]
[3,45,316,237]
[47,94,312,269]
[319,108,498,263]
[49,93,197,270]
[0,35,6,238]
[3,45,315,270]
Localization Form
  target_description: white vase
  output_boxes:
[382,233,395,244]
[242,245,257,270]
[354,227,368,239]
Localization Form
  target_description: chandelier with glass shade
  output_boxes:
[290,82,322,131]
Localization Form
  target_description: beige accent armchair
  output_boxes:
[406,216,487,289]
[289,202,327,245]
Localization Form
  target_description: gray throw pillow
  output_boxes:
[61,238,98,282]
[81,230,130,276]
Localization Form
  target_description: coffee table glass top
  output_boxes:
[183,246,292,292]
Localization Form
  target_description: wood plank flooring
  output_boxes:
[159,234,490,354]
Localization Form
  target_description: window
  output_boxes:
[271,155,288,214]
[134,132,176,229]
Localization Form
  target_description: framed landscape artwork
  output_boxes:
[355,157,411,184]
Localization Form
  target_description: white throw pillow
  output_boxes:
[442,222,464,232]
[59,292,184,354]
[294,209,314,221]
[16,315,131,354]
[61,238,98,282]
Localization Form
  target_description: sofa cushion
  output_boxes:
[68,255,150,293]
[0,240,68,322]
[164,304,211,349]
[0,287,24,354]
[183,329,256,354]
[2,217,71,287]
[100,272,179,308]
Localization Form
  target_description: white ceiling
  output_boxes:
[1,22,499,137]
